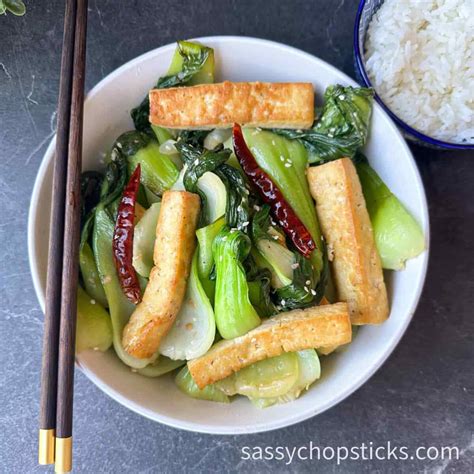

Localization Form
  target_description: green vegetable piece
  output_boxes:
[132,202,161,278]
[93,206,155,369]
[137,356,184,378]
[76,286,112,353]
[255,240,294,288]
[246,267,277,318]
[356,160,425,270]
[176,366,229,403]
[151,125,173,145]
[250,349,321,408]
[250,204,325,308]
[180,144,231,225]
[196,217,226,301]
[273,85,374,164]
[212,227,261,339]
[132,40,214,133]
[79,241,108,308]
[217,352,299,399]
[242,129,324,278]
[160,251,216,360]
[1,0,26,16]
[196,217,226,278]
[118,131,178,195]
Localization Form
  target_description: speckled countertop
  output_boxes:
[0,1,473,472]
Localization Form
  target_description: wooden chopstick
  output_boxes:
[38,0,88,472]
[55,0,88,472]
[39,0,78,466]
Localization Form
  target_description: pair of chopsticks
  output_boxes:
[38,0,88,472]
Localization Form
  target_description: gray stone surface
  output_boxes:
[0,1,473,472]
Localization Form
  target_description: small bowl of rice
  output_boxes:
[354,0,474,150]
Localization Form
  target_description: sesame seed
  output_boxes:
[90,299,96,305]
[131,368,138,373]
[311,289,317,295]
[304,286,309,292]
[271,140,276,146]
[93,347,99,351]
[284,163,291,168]
[291,263,299,269]
[281,299,286,306]
[305,280,311,285]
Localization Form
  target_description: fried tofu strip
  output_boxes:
[188,302,351,389]
[122,191,200,359]
[149,81,314,130]
[316,297,339,355]
[307,158,389,325]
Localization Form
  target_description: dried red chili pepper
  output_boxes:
[112,164,142,304]
[232,123,316,258]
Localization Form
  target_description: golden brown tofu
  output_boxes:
[149,81,314,130]
[307,158,389,325]
[188,302,351,389]
[122,191,201,359]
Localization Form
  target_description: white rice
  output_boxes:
[365,0,474,144]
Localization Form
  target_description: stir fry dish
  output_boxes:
[76,40,425,407]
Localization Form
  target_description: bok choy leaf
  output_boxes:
[132,41,214,133]
[273,85,374,164]
[212,227,261,339]
[355,155,425,270]
[159,251,216,360]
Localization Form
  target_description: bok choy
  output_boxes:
[132,41,214,134]
[356,157,425,270]
[159,252,216,360]
[273,85,374,164]
[212,227,261,339]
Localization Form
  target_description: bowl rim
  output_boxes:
[28,35,430,434]
[354,0,474,151]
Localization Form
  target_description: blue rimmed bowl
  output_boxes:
[354,0,474,151]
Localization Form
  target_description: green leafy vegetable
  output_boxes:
[214,165,251,230]
[177,141,250,228]
[76,286,112,353]
[276,253,327,310]
[0,0,25,16]
[132,202,161,278]
[131,41,214,133]
[273,85,374,164]
[242,129,325,277]
[137,357,184,377]
[251,205,326,309]
[93,205,155,369]
[356,157,425,270]
[212,227,261,339]
[250,350,321,408]
[217,352,299,399]
[160,251,216,360]
[117,130,178,196]
[181,144,231,224]
[196,217,226,301]
[246,265,277,317]
[176,366,229,403]
[80,171,103,224]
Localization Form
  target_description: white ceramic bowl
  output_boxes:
[28,36,429,434]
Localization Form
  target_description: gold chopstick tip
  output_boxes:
[54,436,72,473]
[38,428,55,465]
